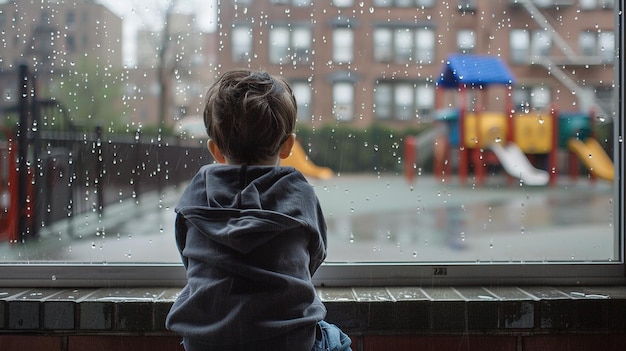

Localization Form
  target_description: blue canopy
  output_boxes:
[437,54,515,89]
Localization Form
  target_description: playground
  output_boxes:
[406,55,614,187]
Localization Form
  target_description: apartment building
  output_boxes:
[216,0,616,127]
[0,0,123,70]
[0,0,123,122]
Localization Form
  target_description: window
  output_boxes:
[579,30,597,56]
[333,27,353,63]
[374,81,435,121]
[579,0,596,9]
[373,28,393,62]
[513,85,552,112]
[333,0,353,6]
[373,0,435,7]
[232,25,253,62]
[457,30,475,54]
[530,30,551,57]
[332,82,354,121]
[579,30,614,62]
[374,26,435,64]
[597,31,615,62]
[0,0,622,288]
[272,0,312,6]
[510,29,530,63]
[269,25,312,64]
[291,81,313,122]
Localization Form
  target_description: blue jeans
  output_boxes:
[312,321,352,351]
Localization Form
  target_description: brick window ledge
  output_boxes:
[1,286,626,350]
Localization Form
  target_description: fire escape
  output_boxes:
[513,0,613,119]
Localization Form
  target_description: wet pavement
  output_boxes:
[0,174,615,264]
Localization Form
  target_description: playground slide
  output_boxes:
[567,138,614,181]
[489,143,550,186]
[280,141,334,179]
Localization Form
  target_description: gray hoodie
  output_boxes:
[166,164,327,351]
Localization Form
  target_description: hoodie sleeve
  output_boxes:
[174,213,189,269]
[307,199,327,275]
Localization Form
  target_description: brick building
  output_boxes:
[215,0,616,127]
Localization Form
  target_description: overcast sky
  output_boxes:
[97,0,217,66]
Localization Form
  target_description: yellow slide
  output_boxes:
[567,138,614,181]
[281,141,334,179]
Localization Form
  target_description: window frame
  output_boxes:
[0,3,623,289]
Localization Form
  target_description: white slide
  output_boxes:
[489,143,550,186]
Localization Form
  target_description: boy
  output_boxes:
[166,69,351,351]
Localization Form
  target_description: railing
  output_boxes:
[0,64,209,242]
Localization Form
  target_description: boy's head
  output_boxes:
[204,69,297,165]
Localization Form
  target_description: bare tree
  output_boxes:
[157,0,181,128]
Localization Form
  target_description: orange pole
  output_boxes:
[548,106,558,185]
[458,86,468,185]
[404,136,416,183]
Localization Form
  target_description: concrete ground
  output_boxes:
[0,174,615,264]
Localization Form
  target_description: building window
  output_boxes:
[510,29,530,63]
[458,0,477,11]
[333,82,354,121]
[374,26,435,64]
[333,27,353,64]
[372,0,435,7]
[232,25,253,62]
[269,25,311,64]
[597,31,615,62]
[291,81,313,122]
[333,0,353,6]
[373,28,393,62]
[272,0,312,5]
[374,81,435,121]
[457,30,475,54]
[579,30,613,62]
[530,30,552,58]
[513,85,552,112]
[579,30,596,56]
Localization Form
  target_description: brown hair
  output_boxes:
[203,69,297,164]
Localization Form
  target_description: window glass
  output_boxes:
[232,26,252,62]
[579,30,597,56]
[333,0,354,6]
[598,32,615,62]
[291,81,313,122]
[332,82,354,121]
[333,28,353,63]
[579,0,596,10]
[373,28,393,62]
[394,28,413,62]
[269,26,290,63]
[531,30,551,57]
[374,83,393,119]
[510,29,530,63]
[457,30,475,54]
[0,0,621,287]
[415,29,435,63]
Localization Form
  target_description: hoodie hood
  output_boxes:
[175,164,327,255]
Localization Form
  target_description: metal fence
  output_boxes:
[0,64,209,242]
